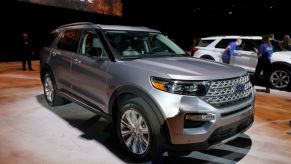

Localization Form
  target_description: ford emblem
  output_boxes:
[235,84,245,93]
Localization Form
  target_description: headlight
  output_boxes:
[150,77,209,96]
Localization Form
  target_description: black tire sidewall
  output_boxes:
[115,97,163,162]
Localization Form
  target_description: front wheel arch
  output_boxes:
[108,86,166,125]
[108,86,171,144]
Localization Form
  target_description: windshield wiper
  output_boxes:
[119,56,142,60]
[143,52,187,57]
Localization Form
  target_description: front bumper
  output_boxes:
[166,114,254,152]
[149,87,255,149]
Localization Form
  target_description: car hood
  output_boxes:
[122,57,247,80]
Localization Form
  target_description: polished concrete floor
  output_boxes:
[0,61,290,164]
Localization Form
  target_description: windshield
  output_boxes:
[104,30,185,59]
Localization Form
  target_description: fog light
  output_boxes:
[185,113,216,122]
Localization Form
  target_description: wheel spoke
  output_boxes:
[121,119,132,130]
[272,76,279,80]
[282,76,289,80]
[131,110,138,127]
[125,135,133,148]
[132,137,138,154]
[140,127,148,134]
[121,130,132,137]
[141,134,149,146]
[137,136,144,154]
[125,111,135,127]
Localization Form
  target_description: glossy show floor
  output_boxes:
[0,61,290,164]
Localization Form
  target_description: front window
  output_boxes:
[105,30,185,59]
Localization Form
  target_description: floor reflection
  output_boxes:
[37,94,252,164]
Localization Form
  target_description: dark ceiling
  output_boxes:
[0,0,290,61]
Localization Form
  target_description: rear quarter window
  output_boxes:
[198,39,215,47]
[57,30,81,53]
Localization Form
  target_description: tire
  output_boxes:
[115,97,164,162]
[43,72,70,106]
[269,68,291,91]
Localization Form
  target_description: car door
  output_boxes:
[49,30,81,91]
[231,39,258,72]
[70,30,110,110]
[215,38,236,62]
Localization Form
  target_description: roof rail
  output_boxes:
[57,22,94,29]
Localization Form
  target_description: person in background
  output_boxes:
[20,32,33,71]
[186,37,200,56]
[253,35,273,93]
[285,38,291,51]
[279,35,290,51]
[268,33,280,52]
[221,39,242,64]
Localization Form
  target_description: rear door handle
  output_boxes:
[73,58,81,64]
[51,51,58,56]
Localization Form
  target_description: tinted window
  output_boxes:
[105,31,184,59]
[240,39,258,51]
[215,39,236,48]
[198,39,215,47]
[251,39,261,48]
[57,30,81,52]
[80,31,107,58]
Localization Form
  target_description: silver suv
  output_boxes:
[40,22,255,162]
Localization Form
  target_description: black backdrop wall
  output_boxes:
[0,0,290,61]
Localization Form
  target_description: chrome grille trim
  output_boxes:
[201,74,252,107]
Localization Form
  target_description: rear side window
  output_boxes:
[57,30,81,52]
[198,39,215,47]
[240,39,258,51]
[215,39,236,48]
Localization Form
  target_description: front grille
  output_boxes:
[221,104,252,117]
[200,74,252,107]
[208,115,254,144]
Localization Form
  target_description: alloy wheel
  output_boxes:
[270,70,290,89]
[44,76,54,102]
[120,109,150,155]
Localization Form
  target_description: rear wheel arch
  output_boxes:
[40,64,52,83]
[200,54,215,61]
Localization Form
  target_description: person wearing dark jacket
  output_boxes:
[20,32,33,71]
[268,33,280,52]
[253,35,273,93]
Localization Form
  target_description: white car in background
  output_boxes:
[194,36,291,91]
